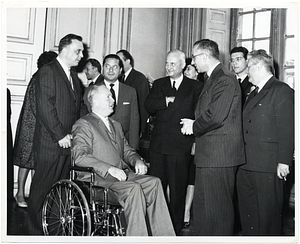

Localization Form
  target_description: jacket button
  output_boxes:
[248,119,251,123]
[245,130,248,134]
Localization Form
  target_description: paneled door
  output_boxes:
[6,7,47,196]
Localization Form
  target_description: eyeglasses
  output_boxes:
[229,57,244,63]
[191,53,206,60]
[104,64,119,71]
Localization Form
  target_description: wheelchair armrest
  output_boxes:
[69,165,95,173]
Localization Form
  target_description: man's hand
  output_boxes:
[180,118,195,135]
[277,163,290,181]
[108,167,127,181]
[58,134,73,148]
[166,96,175,106]
[135,159,148,175]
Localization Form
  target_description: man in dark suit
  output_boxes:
[230,46,253,106]
[28,33,88,234]
[237,49,294,235]
[83,58,104,112]
[145,49,203,235]
[181,39,245,235]
[72,84,175,236]
[100,54,140,150]
[116,50,150,138]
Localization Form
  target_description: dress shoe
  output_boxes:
[14,196,27,208]
[183,222,190,228]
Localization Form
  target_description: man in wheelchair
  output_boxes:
[71,84,175,236]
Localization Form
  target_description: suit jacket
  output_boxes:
[83,75,104,112]
[240,75,253,106]
[71,113,140,188]
[193,63,245,167]
[124,69,150,134]
[108,82,140,150]
[145,75,203,155]
[33,59,88,155]
[241,76,294,173]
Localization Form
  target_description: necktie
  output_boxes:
[68,69,74,90]
[110,83,116,106]
[203,73,209,83]
[238,78,242,83]
[104,117,111,132]
[88,81,94,87]
[172,80,176,90]
[244,86,258,107]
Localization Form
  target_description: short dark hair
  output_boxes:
[58,33,82,53]
[248,49,275,75]
[37,51,57,69]
[230,46,249,59]
[193,39,219,60]
[183,57,197,72]
[86,58,101,73]
[116,49,134,67]
[103,54,124,72]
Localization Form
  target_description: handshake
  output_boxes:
[180,118,195,135]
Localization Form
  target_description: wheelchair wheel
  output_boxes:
[42,179,91,236]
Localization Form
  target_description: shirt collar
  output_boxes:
[256,74,273,92]
[104,79,119,88]
[170,74,183,89]
[207,62,220,77]
[124,67,132,80]
[92,74,101,83]
[236,73,248,82]
[57,56,70,77]
[93,112,109,124]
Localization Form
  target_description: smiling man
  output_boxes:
[28,33,88,234]
[145,49,202,235]
[100,54,140,150]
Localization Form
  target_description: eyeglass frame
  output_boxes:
[191,53,206,60]
[229,56,245,63]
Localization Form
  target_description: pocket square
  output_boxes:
[123,102,130,105]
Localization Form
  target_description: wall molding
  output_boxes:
[7,51,33,86]
[44,8,97,52]
[7,8,36,44]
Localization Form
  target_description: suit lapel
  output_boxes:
[54,60,76,99]
[164,77,191,119]
[91,113,119,152]
[243,77,275,115]
[115,82,125,115]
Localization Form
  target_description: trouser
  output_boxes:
[149,151,190,235]
[236,168,284,235]
[27,152,70,235]
[193,166,238,236]
[109,173,175,236]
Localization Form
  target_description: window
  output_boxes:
[231,6,297,88]
[284,7,296,89]
[237,8,272,52]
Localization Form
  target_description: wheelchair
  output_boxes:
[41,163,125,236]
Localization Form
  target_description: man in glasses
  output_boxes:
[181,39,245,236]
[230,46,253,106]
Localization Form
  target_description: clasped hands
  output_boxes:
[58,134,72,148]
[108,159,148,181]
[180,118,195,135]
